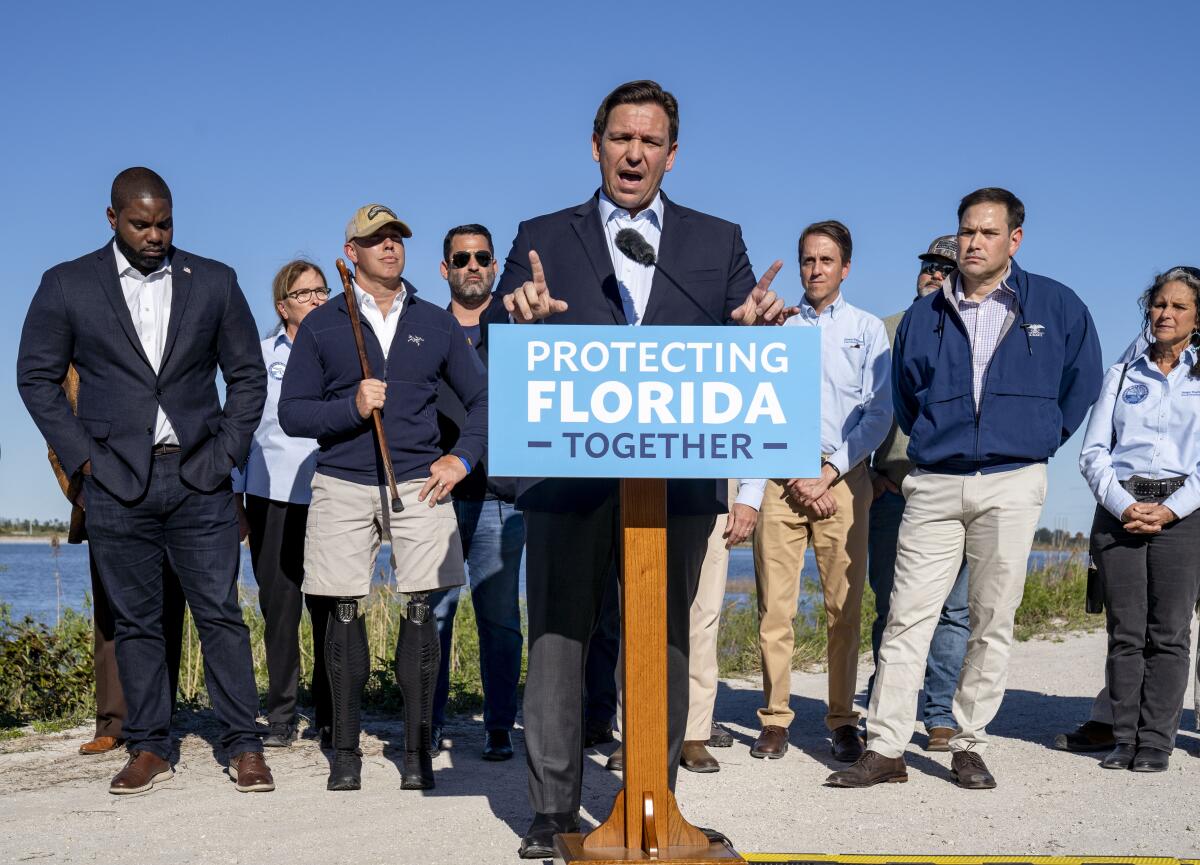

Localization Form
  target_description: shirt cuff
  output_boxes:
[735,478,766,510]
[1162,488,1199,521]
[1102,485,1137,521]
[457,456,472,474]
[826,448,850,476]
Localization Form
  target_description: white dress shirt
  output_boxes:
[598,191,663,325]
[113,241,177,445]
[952,267,1017,409]
[232,331,320,504]
[354,282,407,360]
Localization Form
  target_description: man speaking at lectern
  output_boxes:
[495,79,790,858]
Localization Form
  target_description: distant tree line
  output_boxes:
[1032,527,1087,548]
[0,517,70,535]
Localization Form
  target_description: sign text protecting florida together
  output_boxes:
[488,324,820,479]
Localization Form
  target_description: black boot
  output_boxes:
[325,599,369,791]
[395,595,439,790]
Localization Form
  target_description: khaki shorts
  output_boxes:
[303,473,465,597]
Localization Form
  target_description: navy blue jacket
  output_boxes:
[892,259,1102,474]
[17,243,266,502]
[278,283,487,487]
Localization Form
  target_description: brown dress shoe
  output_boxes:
[925,726,957,752]
[831,725,865,762]
[680,741,720,773]
[109,751,173,795]
[605,744,624,772]
[825,750,907,787]
[228,751,275,792]
[950,750,996,789]
[80,735,124,755]
[750,725,789,759]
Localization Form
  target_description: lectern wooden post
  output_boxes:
[553,478,744,865]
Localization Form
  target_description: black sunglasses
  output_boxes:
[450,250,493,269]
[920,260,956,276]
[285,287,330,302]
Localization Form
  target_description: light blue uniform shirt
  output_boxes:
[1079,343,1200,519]
[782,292,892,476]
[232,332,320,505]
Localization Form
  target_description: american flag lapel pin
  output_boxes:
[183,266,191,274]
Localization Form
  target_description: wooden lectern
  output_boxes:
[554,478,745,865]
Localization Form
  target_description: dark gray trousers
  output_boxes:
[522,496,713,815]
[1093,505,1200,750]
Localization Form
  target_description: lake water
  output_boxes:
[0,539,1082,625]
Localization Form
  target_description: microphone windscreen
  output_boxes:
[614,228,656,267]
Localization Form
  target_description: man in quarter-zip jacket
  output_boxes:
[828,187,1102,791]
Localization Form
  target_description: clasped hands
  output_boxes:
[784,463,842,520]
[1120,502,1177,534]
[502,250,800,324]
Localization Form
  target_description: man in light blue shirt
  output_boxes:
[749,220,891,763]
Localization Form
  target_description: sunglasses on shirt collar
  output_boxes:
[449,250,493,269]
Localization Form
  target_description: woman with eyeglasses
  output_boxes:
[233,259,331,748]
[1079,265,1200,773]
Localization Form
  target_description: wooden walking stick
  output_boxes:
[335,258,404,513]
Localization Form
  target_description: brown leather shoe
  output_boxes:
[109,751,173,795]
[605,744,624,772]
[80,735,124,755]
[228,751,275,792]
[925,726,957,752]
[825,750,907,787]
[680,741,720,773]
[831,725,865,762]
[750,725,789,759]
[951,750,996,789]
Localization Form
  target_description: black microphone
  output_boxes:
[614,227,725,326]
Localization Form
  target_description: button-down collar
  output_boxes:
[799,290,846,322]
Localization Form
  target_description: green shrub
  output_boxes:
[0,603,94,726]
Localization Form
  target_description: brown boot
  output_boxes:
[109,751,173,795]
[825,750,907,787]
[680,741,720,773]
[80,735,124,755]
[228,751,276,793]
[925,726,957,752]
[750,725,789,759]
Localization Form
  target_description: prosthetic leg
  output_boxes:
[394,594,440,789]
[325,598,370,791]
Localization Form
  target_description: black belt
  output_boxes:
[1120,475,1185,499]
[152,443,182,457]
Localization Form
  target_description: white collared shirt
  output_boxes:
[232,331,320,504]
[354,282,407,359]
[113,241,177,445]
[598,191,664,325]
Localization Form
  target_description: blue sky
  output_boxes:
[2,1,1198,532]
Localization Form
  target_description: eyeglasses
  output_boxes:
[286,287,330,303]
[920,261,956,276]
[449,250,493,269]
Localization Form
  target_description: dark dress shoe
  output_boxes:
[680,741,720,773]
[317,726,333,750]
[925,726,956,752]
[951,750,996,789]
[327,749,363,791]
[605,743,624,772]
[1054,720,1116,752]
[750,725,789,759]
[1131,746,1170,772]
[228,751,275,792]
[482,728,514,761]
[518,811,580,859]
[109,750,173,794]
[1099,744,1136,770]
[80,735,124,755]
[706,722,734,748]
[831,725,865,762]
[825,750,907,787]
[262,722,297,748]
[584,718,614,748]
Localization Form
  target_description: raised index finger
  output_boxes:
[528,249,547,291]
[756,259,784,296]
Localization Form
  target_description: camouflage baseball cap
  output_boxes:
[919,234,958,263]
[345,204,412,243]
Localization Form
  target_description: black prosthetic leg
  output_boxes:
[325,598,370,791]
[395,594,440,789]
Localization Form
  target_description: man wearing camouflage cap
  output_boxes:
[862,235,969,753]
[278,204,487,792]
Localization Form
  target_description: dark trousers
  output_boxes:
[90,551,186,738]
[1093,505,1200,750]
[522,496,713,814]
[84,453,262,760]
[245,494,325,727]
[583,563,621,725]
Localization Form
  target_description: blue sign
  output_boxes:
[488,324,820,479]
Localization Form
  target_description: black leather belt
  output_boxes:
[152,443,182,457]
[1120,475,1186,499]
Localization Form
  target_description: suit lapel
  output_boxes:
[642,196,689,326]
[160,248,192,372]
[95,244,153,369]
[570,197,625,325]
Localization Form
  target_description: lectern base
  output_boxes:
[553,833,745,864]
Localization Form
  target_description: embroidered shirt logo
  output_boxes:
[268,361,287,380]
[407,334,424,346]
[1122,383,1149,404]
[1021,323,1045,337]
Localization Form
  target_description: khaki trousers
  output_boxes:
[752,463,871,730]
[866,463,1046,757]
[685,480,737,741]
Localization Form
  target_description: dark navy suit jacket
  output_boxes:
[17,243,266,503]
[493,191,758,515]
